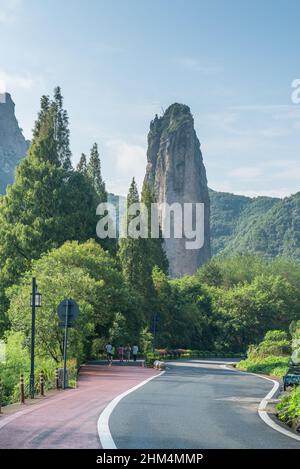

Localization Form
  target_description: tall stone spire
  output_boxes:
[144,103,211,277]
[0,93,29,194]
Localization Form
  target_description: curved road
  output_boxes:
[108,360,300,449]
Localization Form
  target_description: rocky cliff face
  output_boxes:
[0,93,29,194]
[144,103,211,277]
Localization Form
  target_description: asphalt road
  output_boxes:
[109,360,300,449]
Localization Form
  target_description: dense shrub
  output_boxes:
[237,356,289,378]
[277,386,300,429]
[237,330,291,378]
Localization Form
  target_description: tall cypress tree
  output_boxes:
[0,87,97,334]
[87,143,107,203]
[30,87,72,169]
[53,86,72,170]
[141,181,169,275]
[118,178,161,323]
[77,153,88,176]
[118,178,142,287]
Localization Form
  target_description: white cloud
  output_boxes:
[172,56,222,75]
[105,140,146,195]
[233,189,292,199]
[228,167,263,179]
[0,71,40,93]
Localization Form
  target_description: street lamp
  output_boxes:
[30,290,42,308]
[29,278,42,399]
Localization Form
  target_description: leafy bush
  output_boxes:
[0,331,78,406]
[237,330,291,378]
[247,330,291,360]
[277,386,300,428]
[237,355,289,378]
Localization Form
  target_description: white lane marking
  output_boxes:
[223,364,300,443]
[97,371,165,449]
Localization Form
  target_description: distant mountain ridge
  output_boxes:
[108,189,300,261]
[210,189,300,259]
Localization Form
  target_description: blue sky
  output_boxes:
[0,0,300,197]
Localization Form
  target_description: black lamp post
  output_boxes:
[152,313,159,352]
[30,277,42,399]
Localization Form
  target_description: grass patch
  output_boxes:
[237,355,289,378]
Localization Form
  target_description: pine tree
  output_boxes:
[127,177,139,209]
[53,86,72,170]
[32,87,72,170]
[87,143,107,203]
[0,88,97,334]
[33,95,50,139]
[141,181,169,274]
[118,178,142,287]
[118,178,161,323]
[77,153,88,176]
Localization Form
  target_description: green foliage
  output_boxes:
[277,386,300,425]
[152,267,215,349]
[211,189,300,260]
[7,240,137,363]
[197,254,265,288]
[139,327,153,353]
[77,153,88,176]
[247,330,291,360]
[141,181,169,274]
[0,330,78,405]
[87,143,107,203]
[0,89,100,335]
[238,355,289,378]
[237,329,292,378]
[264,330,288,342]
[209,189,252,255]
[149,104,193,140]
[210,275,297,351]
[32,87,72,169]
[109,313,132,346]
[118,178,168,323]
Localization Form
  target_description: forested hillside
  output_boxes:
[210,189,300,260]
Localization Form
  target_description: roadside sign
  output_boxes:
[57,299,80,390]
[57,299,79,326]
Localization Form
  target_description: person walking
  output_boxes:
[125,344,131,362]
[105,343,113,366]
[132,344,139,362]
[117,345,124,363]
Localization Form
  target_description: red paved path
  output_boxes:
[0,364,158,449]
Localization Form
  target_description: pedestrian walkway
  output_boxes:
[0,364,158,449]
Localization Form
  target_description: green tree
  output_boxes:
[118,178,143,287]
[141,181,168,274]
[6,240,140,362]
[87,143,107,203]
[32,87,72,169]
[0,89,98,334]
[211,274,297,351]
[77,153,88,176]
[53,86,72,170]
[118,178,158,323]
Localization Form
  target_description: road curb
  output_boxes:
[222,364,300,443]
